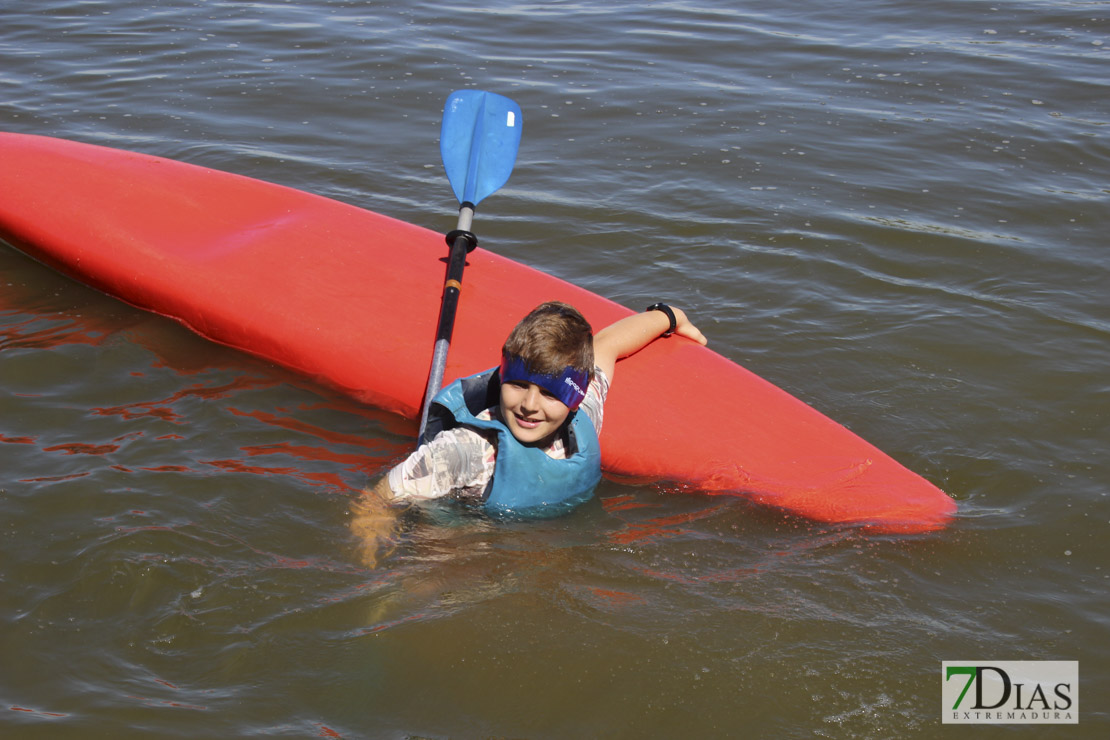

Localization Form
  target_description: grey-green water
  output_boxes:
[2,0,1107,737]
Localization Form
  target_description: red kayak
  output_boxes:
[0,132,956,532]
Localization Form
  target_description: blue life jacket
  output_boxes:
[420,367,602,517]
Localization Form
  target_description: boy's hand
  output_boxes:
[668,306,708,346]
[349,480,402,568]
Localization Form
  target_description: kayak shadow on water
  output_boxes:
[2,236,414,451]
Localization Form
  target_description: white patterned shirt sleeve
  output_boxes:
[578,366,609,436]
[386,425,497,502]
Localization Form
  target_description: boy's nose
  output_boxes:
[521,385,542,411]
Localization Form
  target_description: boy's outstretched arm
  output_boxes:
[593,305,707,381]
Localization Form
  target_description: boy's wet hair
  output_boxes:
[502,301,594,379]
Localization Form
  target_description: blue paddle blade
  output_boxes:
[440,90,522,206]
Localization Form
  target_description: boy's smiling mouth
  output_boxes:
[512,413,541,428]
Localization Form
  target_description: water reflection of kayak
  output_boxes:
[0,132,956,532]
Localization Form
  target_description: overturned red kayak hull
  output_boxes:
[0,132,956,531]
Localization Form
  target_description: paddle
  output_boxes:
[418,90,523,439]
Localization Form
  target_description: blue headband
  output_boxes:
[499,354,589,410]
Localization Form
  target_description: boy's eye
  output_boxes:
[508,381,529,390]
[539,388,557,400]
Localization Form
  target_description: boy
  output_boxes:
[351,300,706,564]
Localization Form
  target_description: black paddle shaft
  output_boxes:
[418,218,478,439]
[434,227,478,344]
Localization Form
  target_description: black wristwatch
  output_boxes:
[646,303,676,337]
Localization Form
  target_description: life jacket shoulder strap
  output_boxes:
[419,368,500,446]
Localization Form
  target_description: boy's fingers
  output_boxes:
[683,326,708,345]
[675,315,708,345]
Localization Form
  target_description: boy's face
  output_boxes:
[499,379,571,446]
